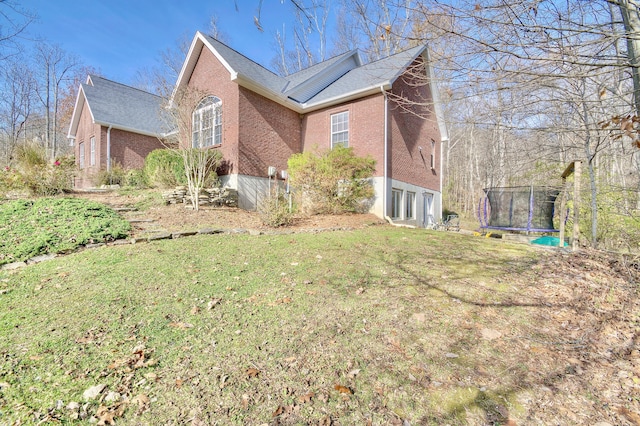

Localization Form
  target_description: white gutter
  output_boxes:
[95,121,160,139]
[381,86,388,219]
[106,125,112,172]
[440,138,444,221]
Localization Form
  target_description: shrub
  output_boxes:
[0,197,131,265]
[288,146,376,214]
[92,162,127,187]
[144,149,187,188]
[12,144,74,196]
[0,166,22,197]
[258,189,295,227]
[125,168,147,189]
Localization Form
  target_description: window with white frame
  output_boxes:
[430,139,436,169]
[90,137,96,166]
[192,96,222,148]
[391,189,402,219]
[331,111,349,148]
[406,191,416,219]
[79,142,85,169]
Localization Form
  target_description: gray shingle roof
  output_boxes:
[181,32,427,112]
[305,44,427,106]
[83,76,169,135]
[201,35,289,95]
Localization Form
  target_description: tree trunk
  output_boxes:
[615,0,640,118]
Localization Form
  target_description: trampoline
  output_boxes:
[478,186,561,233]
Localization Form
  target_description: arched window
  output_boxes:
[192,96,222,147]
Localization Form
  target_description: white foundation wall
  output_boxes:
[219,174,273,211]
[382,178,442,227]
[220,173,441,227]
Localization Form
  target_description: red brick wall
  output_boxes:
[73,99,102,188]
[301,94,385,175]
[186,47,240,174]
[108,128,164,169]
[388,58,441,191]
[237,87,301,177]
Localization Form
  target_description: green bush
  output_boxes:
[143,149,187,188]
[92,162,127,187]
[258,189,295,227]
[288,146,376,214]
[0,197,131,265]
[125,168,147,189]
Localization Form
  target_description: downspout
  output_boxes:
[380,86,409,228]
[381,86,388,220]
[106,125,112,172]
[440,138,444,221]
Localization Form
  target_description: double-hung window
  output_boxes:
[192,96,222,148]
[90,137,96,166]
[331,111,349,148]
[78,142,85,169]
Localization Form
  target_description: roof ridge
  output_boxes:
[286,49,359,77]
[88,74,163,99]
[362,44,426,67]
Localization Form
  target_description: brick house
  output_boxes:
[68,32,448,227]
[67,75,167,188]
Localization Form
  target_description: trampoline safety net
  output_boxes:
[480,186,560,232]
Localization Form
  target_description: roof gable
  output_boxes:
[174,32,432,113]
[68,75,169,138]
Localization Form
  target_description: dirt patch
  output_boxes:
[70,190,386,236]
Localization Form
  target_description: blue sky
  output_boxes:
[16,0,306,84]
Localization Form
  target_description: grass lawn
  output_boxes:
[0,226,637,425]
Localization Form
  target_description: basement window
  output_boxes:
[391,189,402,219]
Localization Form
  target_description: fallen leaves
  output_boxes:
[298,392,314,403]
[168,321,194,330]
[107,345,157,371]
[246,367,261,378]
[334,384,352,394]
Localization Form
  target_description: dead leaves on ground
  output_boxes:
[246,367,261,378]
[168,321,193,330]
[107,345,157,371]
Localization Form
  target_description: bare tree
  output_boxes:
[270,0,331,75]
[0,58,35,164]
[34,43,79,160]
[162,86,222,211]
[0,0,34,61]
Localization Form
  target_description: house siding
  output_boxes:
[388,59,441,191]
[237,86,301,178]
[186,47,240,175]
[301,94,385,175]
[73,100,102,188]
[107,128,164,170]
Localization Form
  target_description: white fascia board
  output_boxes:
[301,82,392,112]
[423,48,449,142]
[172,32,237,103]
[285,50,361,95]
[199,33,237,76]
[233,75,304,113]
[67,86,93,138]
[172,35,203,99]
[94,121,163,139]
[386,46,429,87]
[235,73,391,114]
